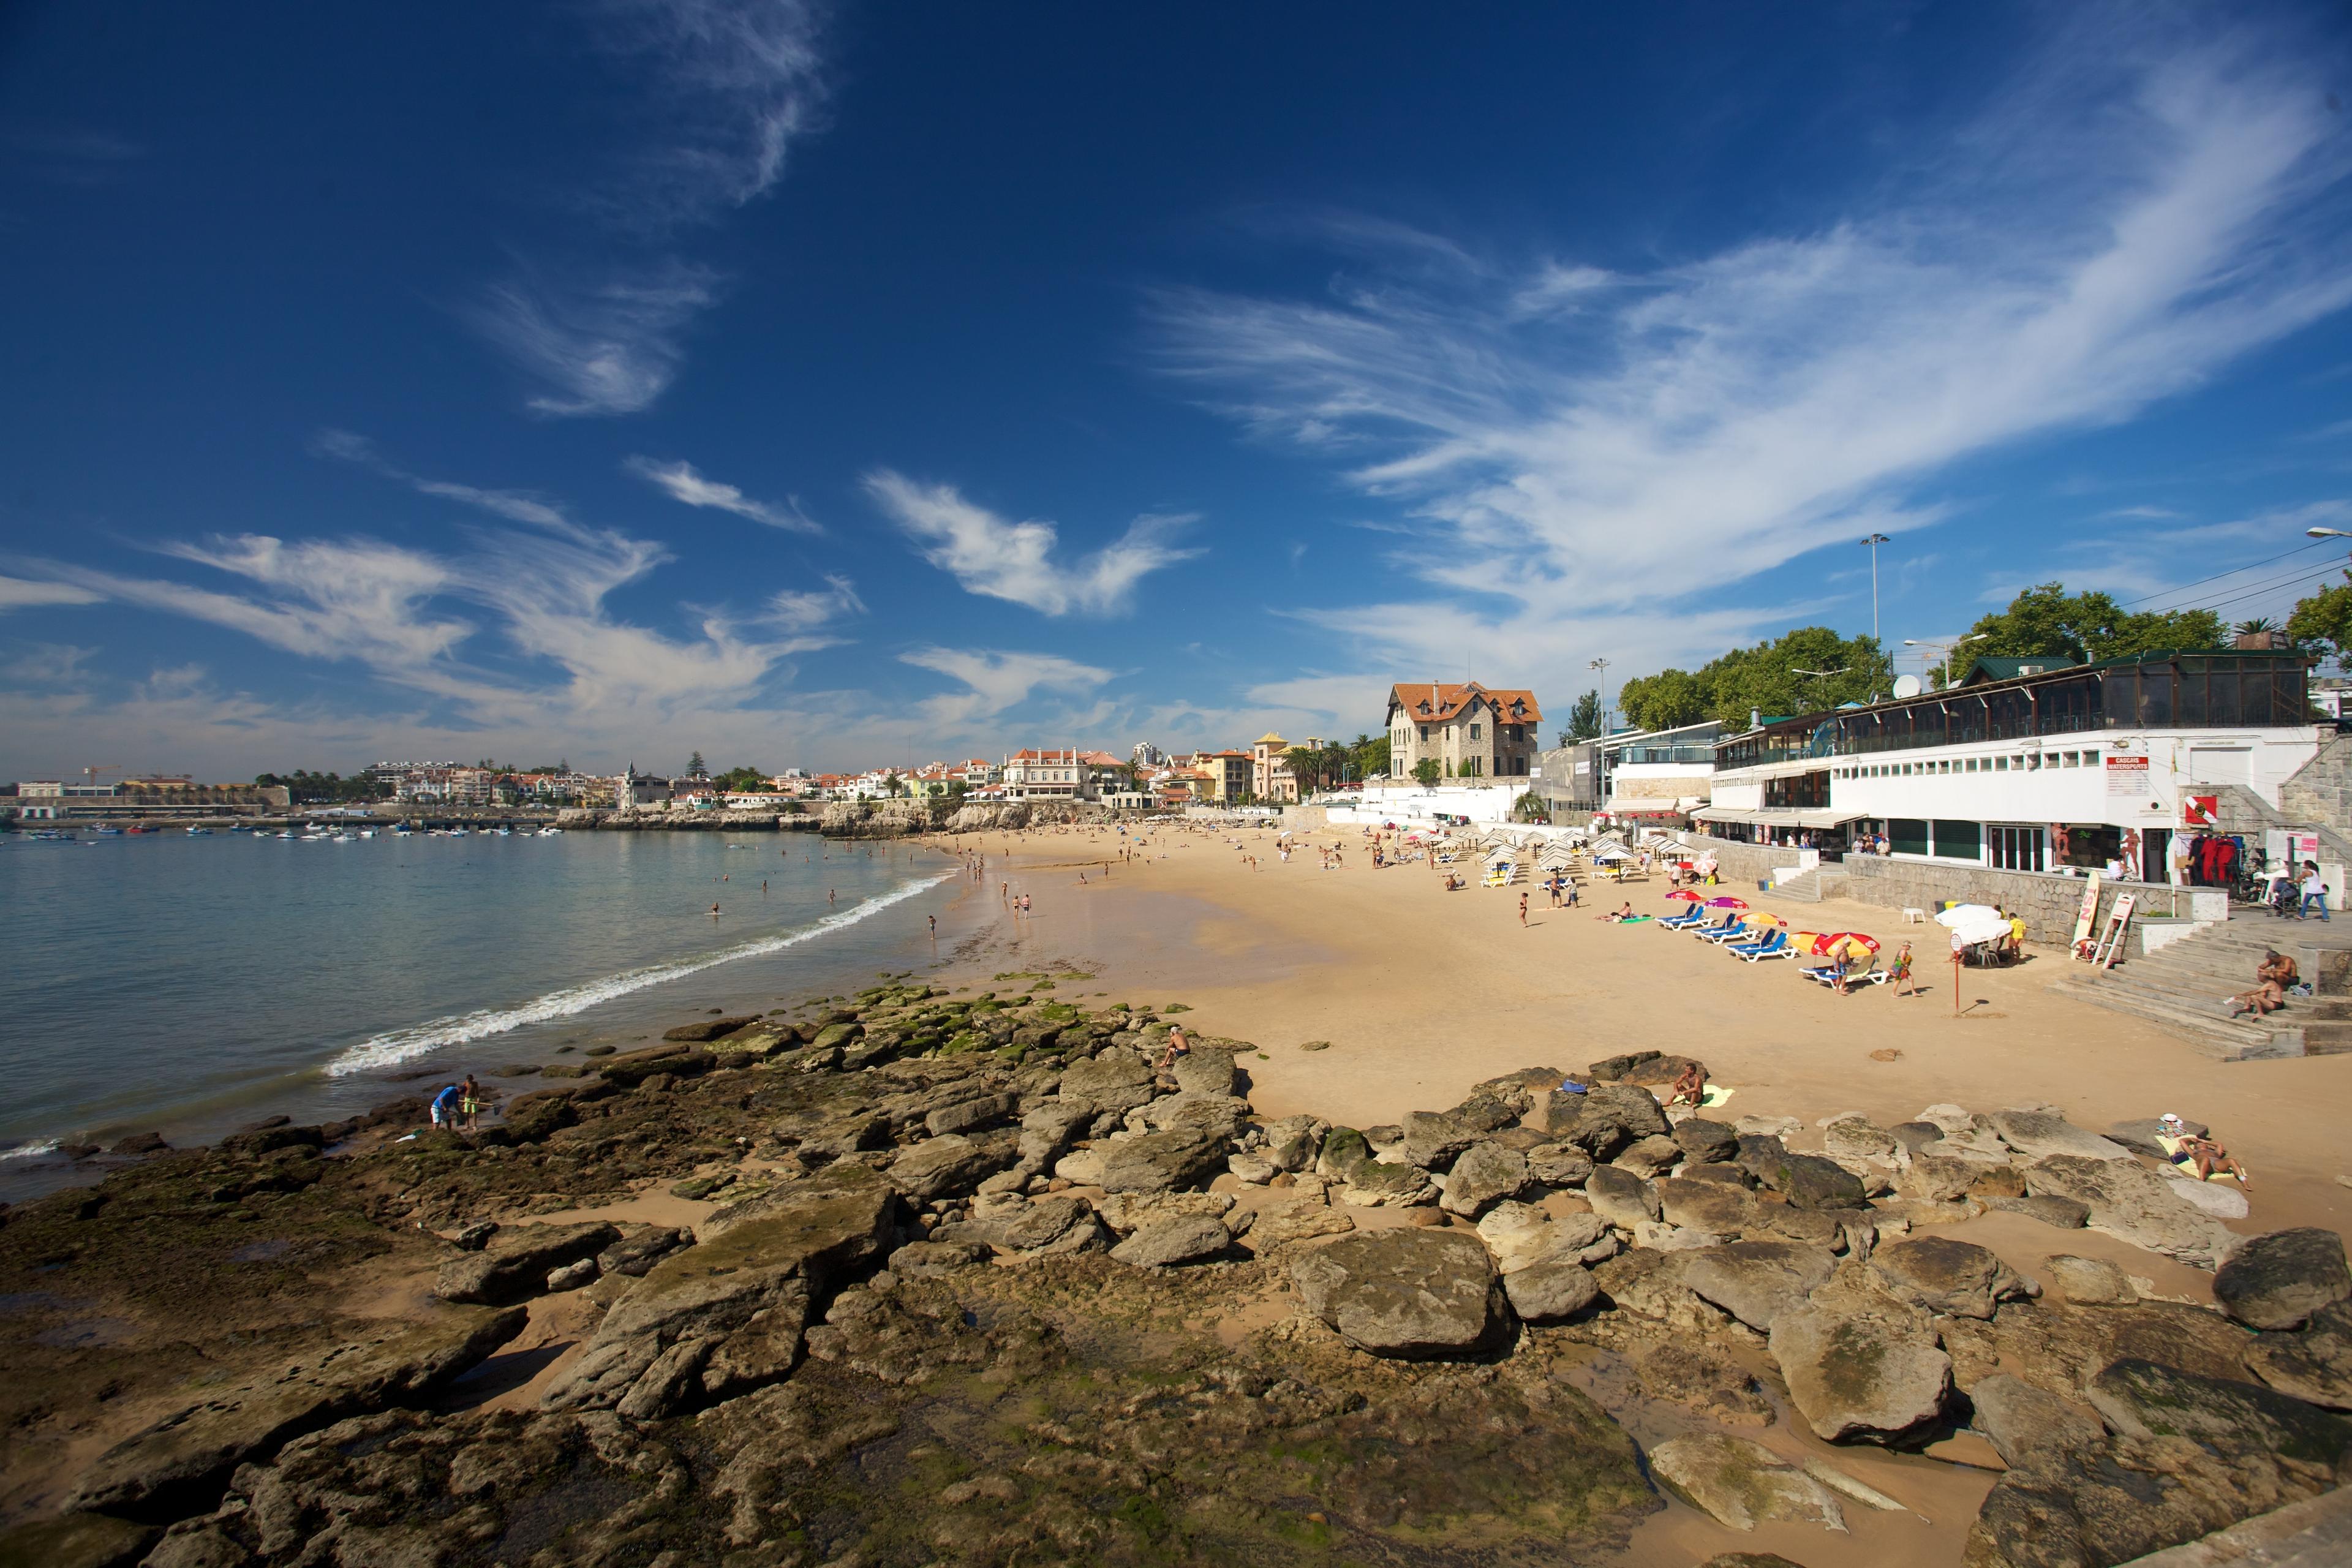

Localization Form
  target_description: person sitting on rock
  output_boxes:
[1155,1023,1191,1074]
[2160,1113,2252,1189]
[2226,951,2297,1019]
[1665,1060,1707,1110]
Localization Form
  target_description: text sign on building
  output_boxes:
[2104,755,2150,797]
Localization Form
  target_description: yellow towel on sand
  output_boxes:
[2158,1134,2242,1182]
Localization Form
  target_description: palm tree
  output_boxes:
[2234,617,2278,637]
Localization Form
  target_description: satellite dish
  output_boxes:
[1891,674,1923,699]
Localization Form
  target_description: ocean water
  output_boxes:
[0,827,968,1186]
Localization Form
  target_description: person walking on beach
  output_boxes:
[927,914,937,940]
[1518,892,1529,927]
[459,1074,482,1133]
[1891,941,1920,997]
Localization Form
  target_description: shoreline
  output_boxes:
[1,816,2348,1564]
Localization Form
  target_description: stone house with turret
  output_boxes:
[1385,682,1543,780]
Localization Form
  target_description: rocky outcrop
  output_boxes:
[69,1306,526,1520]
[2043,1254,2138,1306]
[1584,1165,1660,1229]
[2213,1228,2352,1331]
[434,1221,619,1305]
[2244,1300,2352,1411]
[2024,1153,2241,1267]
[1648,1433,1846,1532]
[1503,1259,1600,1322]
[1985,1109,2135,1163]
[1289,1229,1507,1359]
[1109,1215,1232,1268]
[544,1167,895,1417]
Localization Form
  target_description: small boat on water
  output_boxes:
[276,831,296,840]
[358,828,376,838]
[539,826,565,835]
[448,827,468,837]
[96,826,124,835]
[187,826,213,835]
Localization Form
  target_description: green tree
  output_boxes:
[883,771,905,797]
[1412,757,1442,788]
[1286,745,1324,794]
[1346,731,1390,780]
[1614,628,1893,733]
[1567,688,1602,742]
[2234,617,2278,638]
[1513,790,1548,821]
[2289,571,2352,668]
[686,750,707,778]
[1964,582,2224,669]
[1616,668,1710,732]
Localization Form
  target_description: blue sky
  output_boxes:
[5,2,2352,779]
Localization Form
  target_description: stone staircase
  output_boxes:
[2054,914,2352,1061]
[1757,864,1849,904]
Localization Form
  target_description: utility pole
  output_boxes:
[1861,533,1890,647]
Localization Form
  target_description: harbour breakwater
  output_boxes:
[4,979,2345,1566]
[4,800,1104,837]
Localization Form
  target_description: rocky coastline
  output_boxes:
[4,984,2347,1567]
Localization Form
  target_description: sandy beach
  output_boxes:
[934,818,2352,1246]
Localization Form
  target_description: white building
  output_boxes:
[1003,748,1095,800]
[1697,649,2324,880]
[1591,720,1722,827]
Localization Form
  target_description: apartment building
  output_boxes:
[1386,682,1544,780]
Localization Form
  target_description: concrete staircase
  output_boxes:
[2055,915,2352,1061]
[1758,864,1849,904]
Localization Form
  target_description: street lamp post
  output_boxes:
[1902,633,1989,689]
[1588,657,1610,813]
[1860,533,1890,647]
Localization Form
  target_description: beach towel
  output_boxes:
[2158,1134,2244,1182]
[1700,1084,1733,1109]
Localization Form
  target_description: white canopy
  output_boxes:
[1935,903,2002,927]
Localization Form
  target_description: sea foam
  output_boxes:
[325,873,954,1077]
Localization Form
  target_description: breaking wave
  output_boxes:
[325,874,953,1077]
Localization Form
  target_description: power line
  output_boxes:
[2179,562,2349,620]
[2121,535,2337,609]
[2155,556,2348,616]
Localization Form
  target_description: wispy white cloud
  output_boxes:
[627,454,820,532]
[1150,19,2352,692]
[0,575,104,611]
[312,429,572,527]
[899,646,1112,729]
[470,262,721,418]
[768,573,862,633]
[469,1,829,417]
[864,470,1200,617]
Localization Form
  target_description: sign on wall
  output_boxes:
[2182,793,2219,829]
[2104,755,2150,796]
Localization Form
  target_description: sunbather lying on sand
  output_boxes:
[2159,1112,2252,1188]
[1599,902,1636,922]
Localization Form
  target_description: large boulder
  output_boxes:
[1768,1287,1951,1443]
[1109,1215,1232,1268]
[1397,1095,1521,1169]
[1526,1142,1596,1187]
[1986,1109,2135,1163]
[1742,1144,1867,1211]
[1474,1202,1607,1273]
[2213,1228,2352,1331]
[2108,1115,2207,1158]
[435,1222,619,1305]
[1439,1140,1531,1218]
[1869,1237,2032,1320]
[924,1091,1017,1138]
[2023,1154,2240,1268]
[1057,1048,1156,1112]
[1647,1433,1846,1532]
[1503,1259,1600,1323]
[68,1305,525,1519]
[1288,1229,1506,1359]
[1014,1100,1095,1172]
[1169,1049,1237,1096]
[663,1015,761,1042]
[2245,1300,2352,1411]
[1262,1114,1324,1172]
[1090,1128,1233,1194]
[1680,1242,1838,1333]
[986,1194,1110,1257]
[1584,1165,1661,1229]
[1333,1154,1436,1208]
[1657,1176,1758,1235]
[2161,1174,2251,1221]
[885,1134,1011,1203]
[1672,1117,1741,1164]
[1243,1197,1357,1253]
[2043,1254,2137,1306]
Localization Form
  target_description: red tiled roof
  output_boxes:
[1387,681,1542,725]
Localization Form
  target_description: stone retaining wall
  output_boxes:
[1833,856,2204,946]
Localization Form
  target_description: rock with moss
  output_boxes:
[1648,1432,1845,1532]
